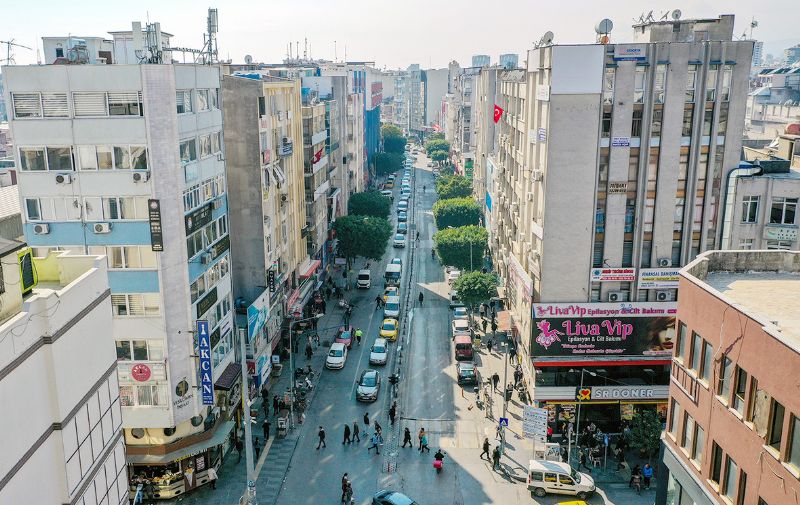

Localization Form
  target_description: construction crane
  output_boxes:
[0,39,33,65]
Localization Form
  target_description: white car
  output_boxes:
[384,296,401,318]
[453,307,469,320]
[380,190,393,198]
[393,233,406,248]
[447,270,462,284]
[325,342,348,369]
[452,318,471,337]
[369,338,389,366]
[427,161,434,167]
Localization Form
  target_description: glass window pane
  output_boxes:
[719,356,733,400]
[20,148,46,171]
[113,146,131,169]
[132,340,148,360]
[723,456,738,499]
[733,367,748,414]
[25,199,41,220]
[78,146,98,170]
[693,424,705,465]
[789,416,800,470]
[769,401,785,450]
[109,247,124,268]
[124,246,141,268]
[139,247,157,268]
[115,341,131,360]
[97,146,113,170]
[690,332,702,371]
[701,341,713,381]
[130,146,147,170]
[47,147,73,171]
[148,341,164,361]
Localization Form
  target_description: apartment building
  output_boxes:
[222,74,307,388]
[0,244,126,505]
[453,67,481,176]
[422,68,449,128]
[477,14,752,433]
[3,60,236,495]
[662,250,800,505]
[406,64,424,137]
[302,101,330,272]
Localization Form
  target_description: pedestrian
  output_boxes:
[402,427,413,448]
[263,419,271,441]
[341,473,350,503]
[480,437,490,460]
[579,450,591,472]
[317,426,327,449]
[305,343,313,360]
[344,482,354,504]
[482,319,488,333]
[486,339,493,353]
[420,433,430,453]
[375,295,383,309]
[491,446,501,470]
[629,465,642,487]
[355,328,363,345]
[273,395,279,416]
[235,438,244,463]
[418,428,425,450]
[254,437,261,459]
[343,423,351,444]
[615,446,626,471]
[374,420,382,436]
[389,402,397,425]
[207,466,218,490]
[642,463,654,489]
[352,421,360,442]
[418,292,424,306]
[367,433,381,454]
[546,425,553,442]
[363,412,370,433]
[492,372,500,391]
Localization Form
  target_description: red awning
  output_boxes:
[299,259,321,279]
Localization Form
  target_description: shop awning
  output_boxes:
[214,362,241,391]
[299,259,321,279]
[127,421,236,465]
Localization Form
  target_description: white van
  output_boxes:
[384,296,401,318]
[527,460,595,500]
[357,269,371,289]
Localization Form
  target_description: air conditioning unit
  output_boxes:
[33,223,50,235]
[656,290,674,302]
[93,222,112,234]
[658,258,672,268]
[200,252,213,265]
[607,291,629,302]
[132,171,151,183]
[55,173,73,184]
[532,170,544,181]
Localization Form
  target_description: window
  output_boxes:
[530,471,543,482]
[97,146,113,169]
[558,474,574,485]
[25,198,42,221]
[676,322,687,361]
[41,93,69,117]
[46,147,73,171]
[176,90,193,114]
[686,65,698,103]
[19,147,46,171]
[702,108,714,136]
[741,196,759,223]
[732,366,748,415]
[102,197,147,220]
[107,92,142,116]
[97,246,157,269]
[692,423,705,465]
[654,64,667,104]
[681,412,694,453]
[737,471,748,505]
[738,239,754,250]
[682,107,694,136]
[706,65,718,102]
[113,146,130,169]
[634,67,646,103]
[766,240,793,250]
[601,111,612,138]
[768,400,785,451]
[199,134,211,158]
[769,197,797,225]
[785,415,800,471]
[689,331,702,372]
[72,92,107,116]
[111,294,161,317]
[701,341,713,382]
[710,442,723,484]
[718,356,733,401]
[651,109,663,137]
[721,65,732,101]
[722,456,738,500]
[211,131,222,153]
[544,473,557,483]
[12,92,43,118]
[631,109,643,137]
[180,139,197,164]
[130,146,148,169]
[115,340,163,361]
[669,399,681,437]
[209,88,219,109]
[197,89,210,111]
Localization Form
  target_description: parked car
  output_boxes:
[384,296,401,318]
[447,269,461,284]
[456,362,479,385]
[453,307,469,320]
[379,318,399,341]
[397,222,408,235]
[356,369,382,402]
[381,190,393,198]
[384,180,394,189]
[454,335,473,361]
[452,318,471,337]
[383,286,399,302]
[393,233,406,248]
[397,212,407,223]
[449,291,464,308]
[390,257,402,266]
[369,338,388,366]
[397,201,409,213]
[326,343,348,369]
[335,325,354,349]
[527,460,595,500]
[373,490,419,505]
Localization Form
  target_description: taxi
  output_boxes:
[379,318,399,341]
[383,286,399,302]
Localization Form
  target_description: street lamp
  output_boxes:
[499,340,510,454]
[569,368,597,465]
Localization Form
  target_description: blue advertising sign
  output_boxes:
[197,320,214,405]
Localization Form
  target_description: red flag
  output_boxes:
[312,147,324,164]
[493,104,504,123]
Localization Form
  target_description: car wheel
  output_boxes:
[533,488,547,498]
[577,491,589,500]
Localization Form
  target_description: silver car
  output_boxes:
[356,369,381,402]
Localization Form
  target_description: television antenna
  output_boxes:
[0,39,33,65]
[595,19,613,44]
[749,18,758,39]
[534,31,554,48]
[671,9,682,20]
[244,54,253,64]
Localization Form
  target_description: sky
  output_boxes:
[2,0,798,69]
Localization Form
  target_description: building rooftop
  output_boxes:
[0,185,20,220]
[683,250,800,347]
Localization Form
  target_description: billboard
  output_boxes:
[532,302,676,358]
[247,289,270,342]
[638,268,681,289]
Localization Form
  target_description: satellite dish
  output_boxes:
[542,31,554,46]
[244,54,253,64]
[671,9,682,20]
[595,19,614,35]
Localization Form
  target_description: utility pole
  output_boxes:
[237,327,257,504]
[500,340,510,454]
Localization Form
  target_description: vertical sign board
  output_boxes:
[197,320,214,406]
[148,199,164,252]
[268,269,276,293]
[523,406,549,442]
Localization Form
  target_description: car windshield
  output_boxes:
[395,234,404,240]
[361,375,377,387]
[358,274,370,280]
[383,322,396,331]
[373,345,386,353]
[329,349,343,357]
[337,332,351,340]
[386,303,399,311]
[571,468,582,483]
[460,367,475,377]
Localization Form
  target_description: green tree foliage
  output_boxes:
[628,410,663,459]
[348,191,390,219]
[425,139,450,156]
[428,132,445,142]
[374,152,403,176]
[430,149,449,163]
[435,175,473,200]
[381,124,407,154]
[454,271,498,308]
[432,197,481,229]
[334,215,393,262]
[433,225,488,271]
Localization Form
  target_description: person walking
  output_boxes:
[207,466,218,490]
[352,421,360,442]
[262,419,271,441]
[317,426,327,450]
[343,423,351,444]
[579,449,591,472]
[367,433,381,454]
[491,446,501,470]
[375,295,383,310]
[363,412,370,433]
[341,473,350,503]
[272,395,279,416]
[402,427,413,448]
[418,428,425,450]
[642,463,654,489]
[420,433,430,453]
[418,292,424,306]
[492,372,500,391]
[374,420,382,437]
[305,342,313,360]
[629,464,642,487]
[486,339,493,353]
[389,402,397,425]
[480,437,490,460]
[514,367,523,387]
[254,437,261,460]
[482,319,488,333]
[355,328,363,346]
[235,438,244,463]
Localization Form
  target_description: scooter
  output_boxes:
[433,450,446,474]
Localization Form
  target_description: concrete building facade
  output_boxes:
[421,68,449,128]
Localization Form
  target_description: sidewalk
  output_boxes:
[167,305,344,505]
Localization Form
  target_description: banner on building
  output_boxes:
[197,320,214,406]
[590,267,636,282]
[611,137,631,147]
[638,268,681,289]
[248,289,270,343]
[147,199,164,252]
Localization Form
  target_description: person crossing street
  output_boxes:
[317,426,327,450]
[355,328,363,346]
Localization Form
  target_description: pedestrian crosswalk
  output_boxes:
[398,419,483,449]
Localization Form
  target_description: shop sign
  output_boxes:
[535,84,550,102]
[196,287,218,319]
[608,182,628,194]
[590,267,636,282]
[638,268,681,289]
[335,257,347,266]
[247,289,270,342]
[523,406,549,441]
[147,199,164,252]
[532,302,677,358]
[537,128,547,143]
[613,46,646,61]
[268,269,276,293]
[211,235,230,260]
[611,136,631,147]
[185,203,213,235]
[763,225,798,241]
[197,320,215,406]
[257,354,272,384]
[131,364,152,382]
[574,385,668,401]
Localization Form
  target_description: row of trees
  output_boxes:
[425,133,450,165]
[333,191,393,266]
[375,124,408,176]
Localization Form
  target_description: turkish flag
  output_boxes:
[312,147,324,164]
[493,104,504,123]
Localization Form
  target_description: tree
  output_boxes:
[428,132,445,142]
[374,152,403,176]
[425,139,450,156]
[433,197,481,229]
[348,191,390,219]
[381,124,407,154]
[628,410,662,460]
[430,149,449,164]
[433,225,488,271]
[435,175,473,200]
[454,271,498,308]
[334,216,393,265]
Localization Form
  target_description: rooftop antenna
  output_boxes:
[595,19,613,44]
[749,18,758,40]
[659,11,669,21]
[304,37,307,60]
[335,40,337,62]
[671,9,682,20]
[534,31,554,48]
[0,39,33,65]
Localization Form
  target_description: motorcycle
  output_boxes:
[433,450,446,474]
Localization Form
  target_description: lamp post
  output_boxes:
[500,340,510,454]
[289,313,323,428]
[237,327,257,505]
[570,368,597,466]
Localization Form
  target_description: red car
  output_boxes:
[335,325,354,349]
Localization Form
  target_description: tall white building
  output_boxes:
[0,244,127,505]
[3,57,236,496]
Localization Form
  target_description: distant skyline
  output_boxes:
[2,0,798,69]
